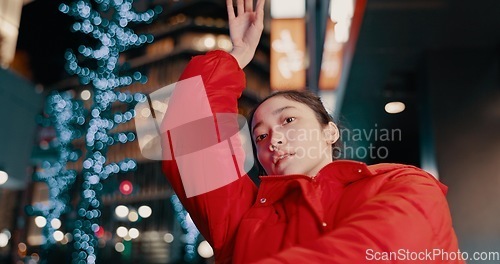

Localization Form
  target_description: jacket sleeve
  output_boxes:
[251,172,462,264]
[161,50,258,263]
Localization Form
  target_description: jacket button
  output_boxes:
[322,222,328,227]
[357,169,362,173]
[260,198,267,204]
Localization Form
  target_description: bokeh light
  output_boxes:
[128,228,139,239]
[0,171,8,185]
[138,205,152,218]
[385,101,406,114]
[115,205,129,218]
[128,211,139,222]
[119,180,133,195]
[80,90,91,100]
[115,242,125,253]
[51,218,62,229]
[34,216,47,228]
[0,233,9,247]
[163,233,174,243]
[197,240,214,258]
[53,231,64,242]
[116,226,128,238]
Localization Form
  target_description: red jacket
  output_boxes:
[161,50,463,263]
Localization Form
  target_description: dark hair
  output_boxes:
[248,90,342,176]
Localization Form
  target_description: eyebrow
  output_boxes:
[252,106,297,133]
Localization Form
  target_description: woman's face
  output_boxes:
[251,96,338,176]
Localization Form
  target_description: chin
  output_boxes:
[274,165,304,176]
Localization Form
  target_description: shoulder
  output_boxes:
[363,162,448,195]
[335,162,450,218]
[325,160,440,187]
[368,163,432,177]
[368,162,440,181]
[328,161,448,196]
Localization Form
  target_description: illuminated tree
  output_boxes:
[59,0,160,262]
[30,91,84,250]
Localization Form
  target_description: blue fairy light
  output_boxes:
[171,195,200,262]
[29,91,85,248]
[60,0,160,262]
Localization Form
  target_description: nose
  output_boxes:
[269,130,286,151]
[269,140,283,151]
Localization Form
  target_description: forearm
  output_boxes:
[230,46,255,69]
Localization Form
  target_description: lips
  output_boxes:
[273,152,295,165]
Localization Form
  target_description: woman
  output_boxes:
[161,0,463,263]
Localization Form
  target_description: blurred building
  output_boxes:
[2,0,271,263]
[1,0,500,263]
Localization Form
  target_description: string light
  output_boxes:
[59,0,160,262]
[28,91,85,249]
[171,195,200,262]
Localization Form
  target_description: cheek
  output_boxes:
[256,147,270,166]
[257,150,272,170]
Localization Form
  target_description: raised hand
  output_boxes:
[227,0,265,69]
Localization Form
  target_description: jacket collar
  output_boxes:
[316,160,374,184]
[259,160,373,186]
[255,160,374,223]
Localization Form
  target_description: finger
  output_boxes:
[255,0,265,24]
[237,0,244,16]
[227,0,235,19]
[245,0,253,12]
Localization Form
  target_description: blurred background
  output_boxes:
[0,0,499,263]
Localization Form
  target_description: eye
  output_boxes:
[283,117,295,125]
[255,134,268,143]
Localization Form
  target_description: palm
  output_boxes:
[227,0,265,68]
[230,12,260,49]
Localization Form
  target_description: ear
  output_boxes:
[323,122,340,145]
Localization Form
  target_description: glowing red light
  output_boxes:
[119,180,133,195]
[95,226,105,238]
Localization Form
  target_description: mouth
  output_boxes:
[273,153,295,165]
